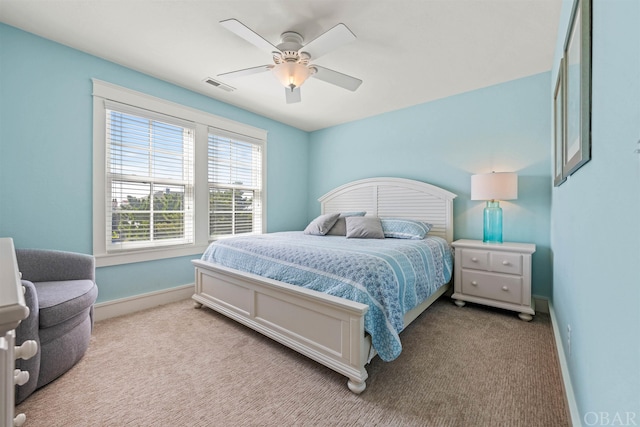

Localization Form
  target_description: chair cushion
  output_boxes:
[34,280,98,329]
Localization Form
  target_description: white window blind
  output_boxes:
[208,129,263,238]
[106,102,194,251]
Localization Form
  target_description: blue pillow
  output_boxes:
[380,218,432,239]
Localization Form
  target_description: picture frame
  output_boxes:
[562,0,592,177]
[553,58,566,187]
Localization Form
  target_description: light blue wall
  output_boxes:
[0,23,310,302]
[4,3,639,420]
[309,72,553,298]
[8,7,638,419]
[550,0,640,421]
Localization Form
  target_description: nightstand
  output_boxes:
[451,239,536,321]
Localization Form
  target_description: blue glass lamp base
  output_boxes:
[483,201,503,243]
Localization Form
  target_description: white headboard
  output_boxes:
[319,177,457,243]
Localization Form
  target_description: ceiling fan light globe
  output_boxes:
[272,62,312,90]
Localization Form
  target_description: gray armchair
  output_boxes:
[14,249,98,404]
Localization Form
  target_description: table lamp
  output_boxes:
[471,172,518,243]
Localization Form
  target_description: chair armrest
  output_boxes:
[15,249,95,282]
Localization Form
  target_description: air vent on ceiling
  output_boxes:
[203,77,235,92]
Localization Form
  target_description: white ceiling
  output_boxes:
[0,0,561,132]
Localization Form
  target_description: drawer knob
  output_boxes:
[502,260,510,265]
[471,281,478,286]
[471,257,478,262]
[14,369,29,386]
[502,286,509,291]
[15,340,38,361]
[14,413,27,427]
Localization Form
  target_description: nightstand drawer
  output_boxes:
[489,252,522,275]
[460,270,523,304]
[460,249,489,270]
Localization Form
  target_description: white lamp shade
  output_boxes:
[471,172,518,201]
[272,62,312,89]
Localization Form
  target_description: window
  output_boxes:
[106,104,194,251]
[208,130,263,238]
[93,80,267,266]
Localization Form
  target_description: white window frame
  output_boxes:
[208,129,264,239]
[93,79,267,267]
[106,101,195,251]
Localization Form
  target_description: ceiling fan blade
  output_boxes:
[220,19,280,54]
[285,87,301,104]
[302,23,356,59]
[218,65,272,78]
[312,66,362,92]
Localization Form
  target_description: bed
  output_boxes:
[192,177,457,393]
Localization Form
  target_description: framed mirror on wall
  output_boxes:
[553,58,566,187]
[561,0,592,179]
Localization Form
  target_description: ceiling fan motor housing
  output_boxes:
[277,31,304,51]
[273,32,312,67]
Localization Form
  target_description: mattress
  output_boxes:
[201,231,453,361]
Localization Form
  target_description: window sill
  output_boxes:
[95,244,210,267]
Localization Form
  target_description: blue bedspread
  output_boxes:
[201,232,453,361]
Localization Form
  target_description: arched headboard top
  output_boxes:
[319,177,457,243]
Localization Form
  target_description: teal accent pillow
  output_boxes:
[345,216,385,239]
[327,211,366,236]
[380,218,432,239]
[304,213,340,236]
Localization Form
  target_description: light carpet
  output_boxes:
[16,297,569,426]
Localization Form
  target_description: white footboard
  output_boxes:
[192,259,371,393]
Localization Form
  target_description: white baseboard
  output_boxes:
[533,296,549,314]
[94,284,194,322]
[548,301,582,427]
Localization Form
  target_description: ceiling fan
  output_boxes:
[217,19,363,104]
